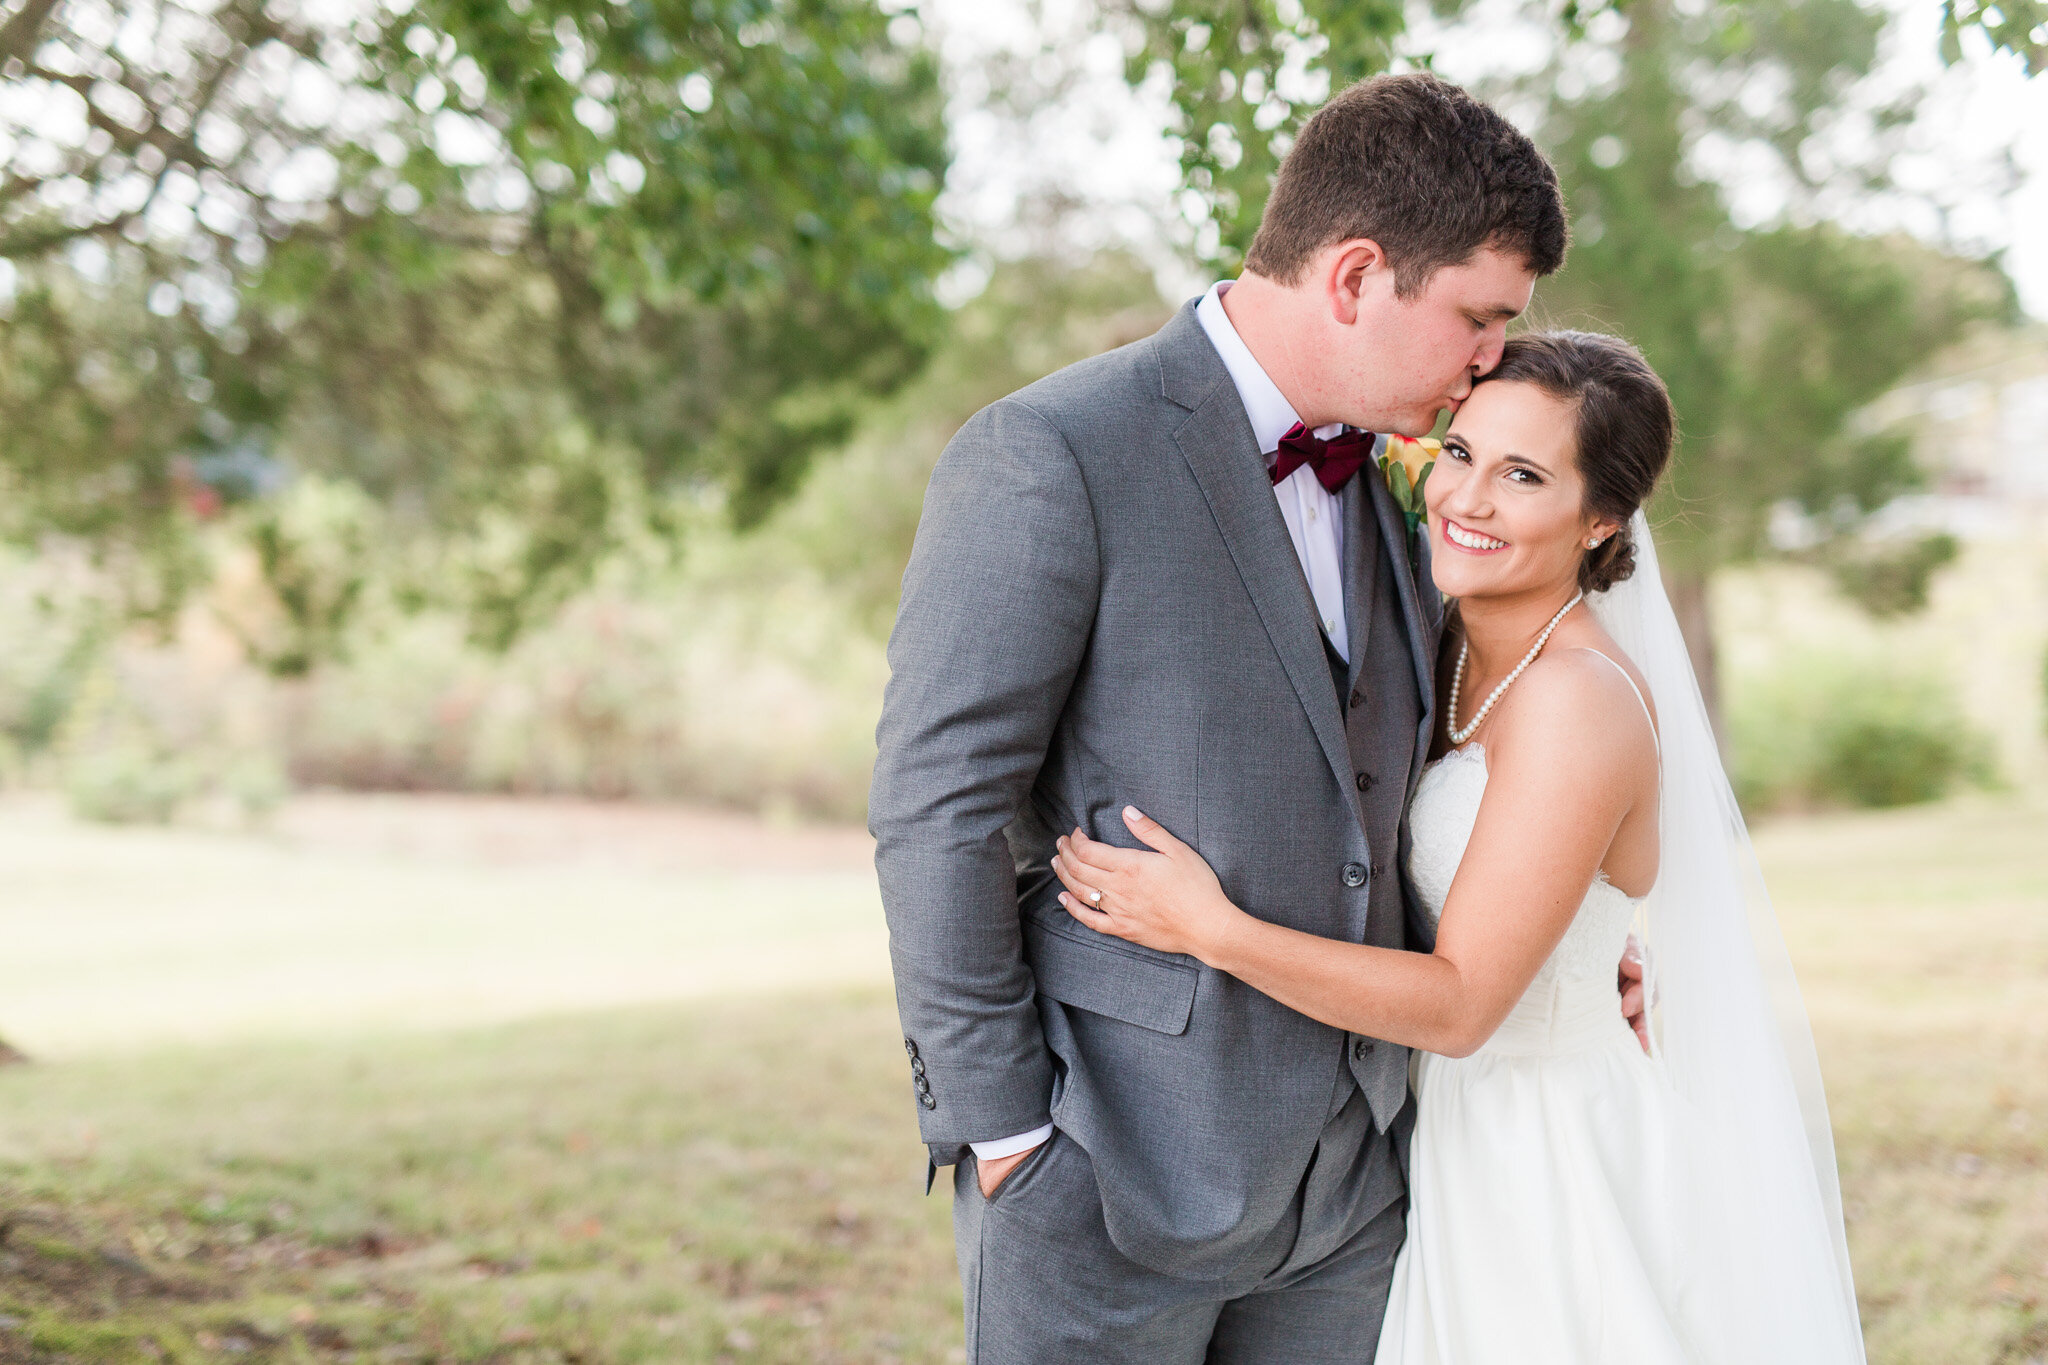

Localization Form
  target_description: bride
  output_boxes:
[1049,331,1866,1362]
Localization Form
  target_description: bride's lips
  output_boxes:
[1440,518,1510,554]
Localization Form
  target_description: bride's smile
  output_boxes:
[1424,378,1618,610]
[1439,519,1508,552]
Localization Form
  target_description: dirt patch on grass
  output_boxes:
[0,1202,460,1364]
[0,1206,214,1362]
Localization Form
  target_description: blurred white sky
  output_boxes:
[924,0,2048,319]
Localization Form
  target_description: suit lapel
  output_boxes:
[1339,472,1379,704]
[1160,320,1366,835]
[1362,457,1439,783]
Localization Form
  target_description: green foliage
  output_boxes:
[0,0,951,650]
[0,552,111,767]
[1816,710,1984,808]
[1119,0,1404,271]
[1125,0,2018,604]
[298,256,1170,815]
[1827,532,1961,617]
[1521,0,2017,581]
[0,255,1172,819]
[62,739,200,826]
[279,576,892,819]
[18,565,289,823]
[53,665,200,824]
[771,251,1174,631]
[1941,0,2047,74]
[1729,650,1993,810]
[231,478,380,676]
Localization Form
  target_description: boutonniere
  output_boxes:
[1379,435,1438,535]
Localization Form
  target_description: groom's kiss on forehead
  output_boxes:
[1219,75,1566,437]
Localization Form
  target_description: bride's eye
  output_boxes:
[1444,441,1473,463]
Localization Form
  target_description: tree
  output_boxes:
[1942,0,2046,74]
[1505,0,2016,717]
[1118,0,1402,271]
[1118,0,2019,727]
[0,0,949,654]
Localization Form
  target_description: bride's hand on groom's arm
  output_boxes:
[1051,808,1244,961]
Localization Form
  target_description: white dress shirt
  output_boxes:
[1197,280,1351,660]
[970,281,1352,1165]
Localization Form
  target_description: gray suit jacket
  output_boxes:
[871,300,1445,1278]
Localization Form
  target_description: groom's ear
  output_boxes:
[1325,238,1394,325]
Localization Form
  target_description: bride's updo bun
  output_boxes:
[1476,331,1675,594]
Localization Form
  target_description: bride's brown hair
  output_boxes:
[1475,331,1675,593]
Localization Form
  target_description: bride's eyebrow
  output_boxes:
[1502,452,1554,478]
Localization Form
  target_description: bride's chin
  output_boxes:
[1429,566,1496,600]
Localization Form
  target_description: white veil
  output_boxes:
[1588,512,1866,1361]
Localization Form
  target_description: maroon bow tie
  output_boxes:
[1270,422,1377,493]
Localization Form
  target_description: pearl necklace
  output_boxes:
[1446,591,1584,745]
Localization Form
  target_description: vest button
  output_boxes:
[1341,862,1368,888]
[1352,1038,1373,1061]
[1350,686,1365,708]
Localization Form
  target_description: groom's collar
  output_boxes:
[1168,282,1345,456]
[1195,281,1310,457]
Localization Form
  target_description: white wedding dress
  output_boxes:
[1373,659,1712,1363]
[1372,519,1868,1365]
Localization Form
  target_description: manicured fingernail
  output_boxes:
[1124,806,1143,821]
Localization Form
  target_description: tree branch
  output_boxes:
[0,0,60,66]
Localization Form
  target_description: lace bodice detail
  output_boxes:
[1407,745,1642,1056]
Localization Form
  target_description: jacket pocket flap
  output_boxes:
[1023,917,1198,1036]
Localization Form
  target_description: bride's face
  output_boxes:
[1425,380,1618,602]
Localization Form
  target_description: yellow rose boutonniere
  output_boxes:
[1379,435,1439,534]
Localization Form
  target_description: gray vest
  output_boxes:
[1316,473,1424,1124]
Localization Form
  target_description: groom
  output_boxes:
[871,74,1568,1361]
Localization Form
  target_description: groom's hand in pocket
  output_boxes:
[978,1142,1044,1198]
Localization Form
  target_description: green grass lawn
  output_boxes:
[1758,794,2048,1365]
[0,993,957,1365]
[1,790,2044,1363]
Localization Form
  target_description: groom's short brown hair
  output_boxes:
[1245,73,1567,296]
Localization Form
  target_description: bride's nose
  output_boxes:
[1436,467,1491,523]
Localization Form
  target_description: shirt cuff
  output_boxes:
[969,1124,1054,1161]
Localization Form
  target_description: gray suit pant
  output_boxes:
[953,1089,1408,1364]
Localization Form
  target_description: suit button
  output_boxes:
[1342,862,1368,888]
[904,1038,918,1058]
[920,1093,937,1110]
[1355,771,1373,792]
[1350,686,1365,708]
[910,1057,925,1077]
[1352,1038,1372,1061]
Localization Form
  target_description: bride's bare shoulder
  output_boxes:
[1487,637,1659,781]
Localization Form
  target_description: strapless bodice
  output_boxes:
[1406,744,1642,1058]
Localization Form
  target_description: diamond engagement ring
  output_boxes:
[1088,889,1103,906]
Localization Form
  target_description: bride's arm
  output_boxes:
[1053,657,1651,1058]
